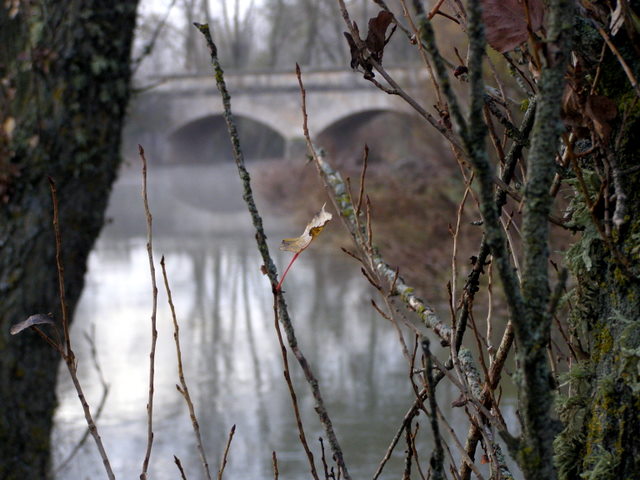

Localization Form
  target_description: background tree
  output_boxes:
[0,1,138,478]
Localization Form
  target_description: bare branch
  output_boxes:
[138,145,158,480]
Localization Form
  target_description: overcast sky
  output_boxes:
[141,0,265,26]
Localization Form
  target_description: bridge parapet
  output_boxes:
[145,66,428,94]
[128,66,429,162]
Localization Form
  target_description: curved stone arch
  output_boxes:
[165,93,296,140]
[304,90,414,136]
[168,112,287,163]
[314,107,427,167]
[315,107,416,139]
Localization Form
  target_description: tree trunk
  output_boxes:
[0,1,138,478]
[555,16,640,479]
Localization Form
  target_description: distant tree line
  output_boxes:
[134,0,417,75]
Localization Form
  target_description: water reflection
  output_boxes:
[53,165,516,479]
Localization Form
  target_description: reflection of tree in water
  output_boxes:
[178,238,279,476]
[56,208,518,478]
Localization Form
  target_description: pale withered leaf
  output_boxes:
[10,313,55,335]
[280,203,333,253]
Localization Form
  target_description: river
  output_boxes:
[52,163,518,479]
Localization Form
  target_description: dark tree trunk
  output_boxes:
[0,1,138,478]
[555,13,640,479]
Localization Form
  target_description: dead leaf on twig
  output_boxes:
[481,0,545,53]
[277,204,333,291]
[344,10,396,78]
[10,313,55,335]
[281,203,333,253]
[366,10,395,64]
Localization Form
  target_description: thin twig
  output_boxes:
[319,438,331,480]
[161,257,213,480]
[595,24,640,98]
[421,338,445,480]
[217,424,236,480]
[409,423,427,480]
[55,326,110,475]
[412,0,468,145]
[48,177,71,357]
[402,416,414,480]
[138,145,158,480]
[174,455,189,480]
[131,0,179,74]
[356,145,368,216]
[48,178,115,480]
[272,451,279,480]
[273,301,320,480]
[372,398,421,480]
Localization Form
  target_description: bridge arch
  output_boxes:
[169,114,286,163]
[316,108,425,165]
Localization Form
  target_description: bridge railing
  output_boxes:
[140,64,429,94]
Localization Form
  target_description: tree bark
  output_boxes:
[555,14,640,479]
[0,1,138,478]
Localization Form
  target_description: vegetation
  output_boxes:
[2,0,640,479]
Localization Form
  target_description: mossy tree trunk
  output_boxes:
[0,1,138,478]
[554,11,640,479]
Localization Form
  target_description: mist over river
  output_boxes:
[52,163,518,479]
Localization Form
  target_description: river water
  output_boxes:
[52,163,518,479]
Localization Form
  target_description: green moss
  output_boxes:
[592,326,614,363]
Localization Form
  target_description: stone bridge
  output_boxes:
[125,66,428,163]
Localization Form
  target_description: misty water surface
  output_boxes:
[52,164,517,479]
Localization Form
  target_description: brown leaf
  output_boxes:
[10,314,55,335]
[343,31,360,70]
[344,22,374,77]
[482,0,545,53]
[561,83,583,127]
[586,95,618,141]
[365,10,394,63]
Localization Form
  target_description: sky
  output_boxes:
[141,0,265,25]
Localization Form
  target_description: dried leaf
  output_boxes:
[10,314,55,335]
[344,21,375,77]
[343,31,360,70]
[482,0,545,53]
[586,94,618,141]
[280,204,332,254]
[610,0,624,36]
[561,83,583,127]
[365,10,394,63]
